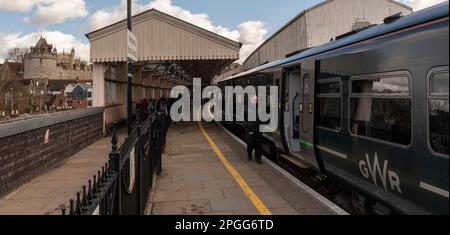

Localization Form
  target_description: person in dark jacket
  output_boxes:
[245,94,262,164]
[157,95,169,114]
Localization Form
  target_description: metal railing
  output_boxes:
[62,111,170,215]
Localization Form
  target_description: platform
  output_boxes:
[146,122,343,215]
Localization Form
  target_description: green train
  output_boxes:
[219,2,449,215]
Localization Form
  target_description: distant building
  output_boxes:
[46,80,81,108]
[0,61,24,81]
[0,38,93,116]
[23,37,92,81]
[63,83,93,109]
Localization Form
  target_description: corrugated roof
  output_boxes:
[226,1,447,81]
[86,8,241,63]
[242,0,413,65]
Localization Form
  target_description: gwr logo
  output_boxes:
[359,153,403,194]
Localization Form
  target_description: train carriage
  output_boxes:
[219,2,449,215]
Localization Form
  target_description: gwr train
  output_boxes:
[218,2,449,215]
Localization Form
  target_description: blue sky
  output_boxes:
[0,0,322,43]
[169,0,322,36]
[0,0,444,63]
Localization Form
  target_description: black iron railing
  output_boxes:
[62,111,169,215]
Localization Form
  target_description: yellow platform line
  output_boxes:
[198,122,272,215]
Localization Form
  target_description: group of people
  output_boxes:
[135,94,263,165]
[135,95,171,123]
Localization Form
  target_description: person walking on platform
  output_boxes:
[245,94,262,164]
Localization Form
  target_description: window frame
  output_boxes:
[427,66,449,159]
[348,71,414,149]
[316,77,343,133]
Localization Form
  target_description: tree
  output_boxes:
[7,47,30,63]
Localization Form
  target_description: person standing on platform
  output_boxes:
[157,95,168,114]
[245,94,262,164]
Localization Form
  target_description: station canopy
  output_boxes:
[86,9,242,83]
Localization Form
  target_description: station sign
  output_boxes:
[127,30,138,62]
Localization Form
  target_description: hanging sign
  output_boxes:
[127,30,138,62]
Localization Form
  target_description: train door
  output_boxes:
[285,67,302,153]
[299,59,320,170]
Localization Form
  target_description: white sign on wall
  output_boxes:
[127,30,138,62]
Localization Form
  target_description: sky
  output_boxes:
[0,0,447,64]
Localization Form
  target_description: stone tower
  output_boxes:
[23,37,57,80]
[70,48,75,70]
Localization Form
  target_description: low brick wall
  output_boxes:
[0,107,104,197]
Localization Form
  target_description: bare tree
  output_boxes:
[7,47,30,63]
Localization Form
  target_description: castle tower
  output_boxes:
[23,37,57,80]
[70,48,75,70]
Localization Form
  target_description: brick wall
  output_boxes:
[0,108,104,197]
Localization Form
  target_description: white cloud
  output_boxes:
[0,31,90,63]
[89,0,268,64]
[0,0,37,12]
[237,21,268,64]
[399,0,447,10]
[0,0,88,24]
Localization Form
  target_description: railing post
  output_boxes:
[157,113,163,175]
[149,122,156,190]
[110,124,121,215]
[136,124,143,214]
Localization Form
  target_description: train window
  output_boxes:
[430,72,449,95]
[317,79,342,131]
[349,72,412,146]
[352,76,410,95]
[318,81,341,94]
[428,69,449,156]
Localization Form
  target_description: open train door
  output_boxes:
[299,59,320,171]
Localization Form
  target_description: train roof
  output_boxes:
[223,1,449,82]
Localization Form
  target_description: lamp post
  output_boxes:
[127,0,133,134]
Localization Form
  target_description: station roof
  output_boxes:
[86,8,241,63]
[225,1,447,82]
[242,0,413,66]
[86,8,242,82]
